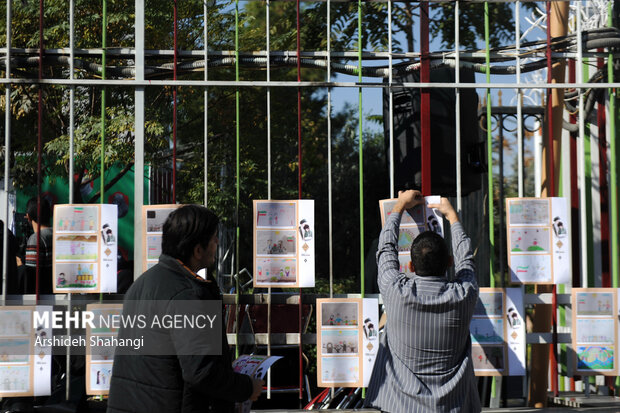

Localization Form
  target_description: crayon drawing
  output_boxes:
[398,227,424,253]
[0,311,31,336]
[508,199,549,226]
[577,346,614,371]
[474,292,503,317]
[255,257,297,284]
[576,292,614,316]
[382,200,424,225]
[256,230,297,256]
[55,206,98,233]
[321,330,359,355]
[398,254,414,276]
[470,318,504,344]
[472,345,505,371]
[0,365,30,392]
[509,228,550,253]
[56,263,97,289]
[145,208,176,233]
[321,302,359,327]
[256,202,296,228]
[0,339,30,363]
[321,356,359,384]
[146,235,163,260]
[509,254,552,283]
[55,235,98,261]
[576,319,614,343]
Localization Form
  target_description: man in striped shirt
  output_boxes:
[365,190,480,412]
[19,197,53,294]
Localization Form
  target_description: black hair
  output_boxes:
[410,230,450,277]
[161,205,219,263]
[26,196,51,226]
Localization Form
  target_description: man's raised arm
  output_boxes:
[427,197,475,278]
[377,190,424,292]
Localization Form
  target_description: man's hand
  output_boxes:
[427,197,459,225]
[249,378,264,401]
[393,190,423,214]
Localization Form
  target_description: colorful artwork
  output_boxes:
[577,346,614,371]
[474,292,503,316]
[576,319,615,343]
[472,345,505,371]
[510,228,550,253]
[0,311,31,336]
[89,363,113,391]
[576,292,614,316]
[255,257,297,284]
[55,206,98,233]
[255,202,296,228]
[146,235,163,260]
[0,365,31,393]
[508,199,550,226]
[145,208,175,233]
[321,330,359,355]
[256,230,297,256]
[321,302,359,326]
[0,339,30,363]
[382,200,424,225]
[321,357,359,384]
[470,318,504,344]
[55,235,98,261]
[398,227,423,253]
[509,254,552,283]
[55,263,97,289]
[398,254,414,276]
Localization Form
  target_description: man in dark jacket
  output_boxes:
[108,205,263,413]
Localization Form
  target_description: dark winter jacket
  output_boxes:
[107,254,253,413]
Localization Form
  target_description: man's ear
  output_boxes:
[192,243,203,260]
[409,261,415,273]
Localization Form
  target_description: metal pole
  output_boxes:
[203,0,208,206]
[516,0,524,197]
[327,0,333,297]
[608,0,619,289]
[133,0,145,281]
[2,0,11,305]
[455,0,461,212]
[172,0,178,203]
[577,2,588,288]
[484,1,494,285]
[388,0,394,198]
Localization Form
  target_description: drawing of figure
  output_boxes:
[343,316,349,325]
[328,314,335,325]
[58,272,67,286]
[335,313,342,325]
[299,219,313,241]
[428,215,441,235]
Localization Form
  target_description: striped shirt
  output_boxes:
[365,212,480,413]
[25,228,53,268]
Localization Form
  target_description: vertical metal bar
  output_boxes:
[234,0,240,359]
[499,115,504,288]
[134,0,145,281]
[266,0,271,200]
[597,49,610,287]
[172,0,178,203]
[69,0,75,204]
[327,0,333,298]
[608,1,619,289]
[516,0,524,197]
[101,0,107,203]
[67,0,75,399]
[455,0,461,212]
[2,0,11,305]
[203,0,208,206]
[266,0,272,399]
[357,0,364,298]
[577,2,588,288]
[296,0,303,402]
[388,0,394,199]
[36,0,44,301]
[484,1,494,285]
[420,0,431,195]
[545,0,558,397]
